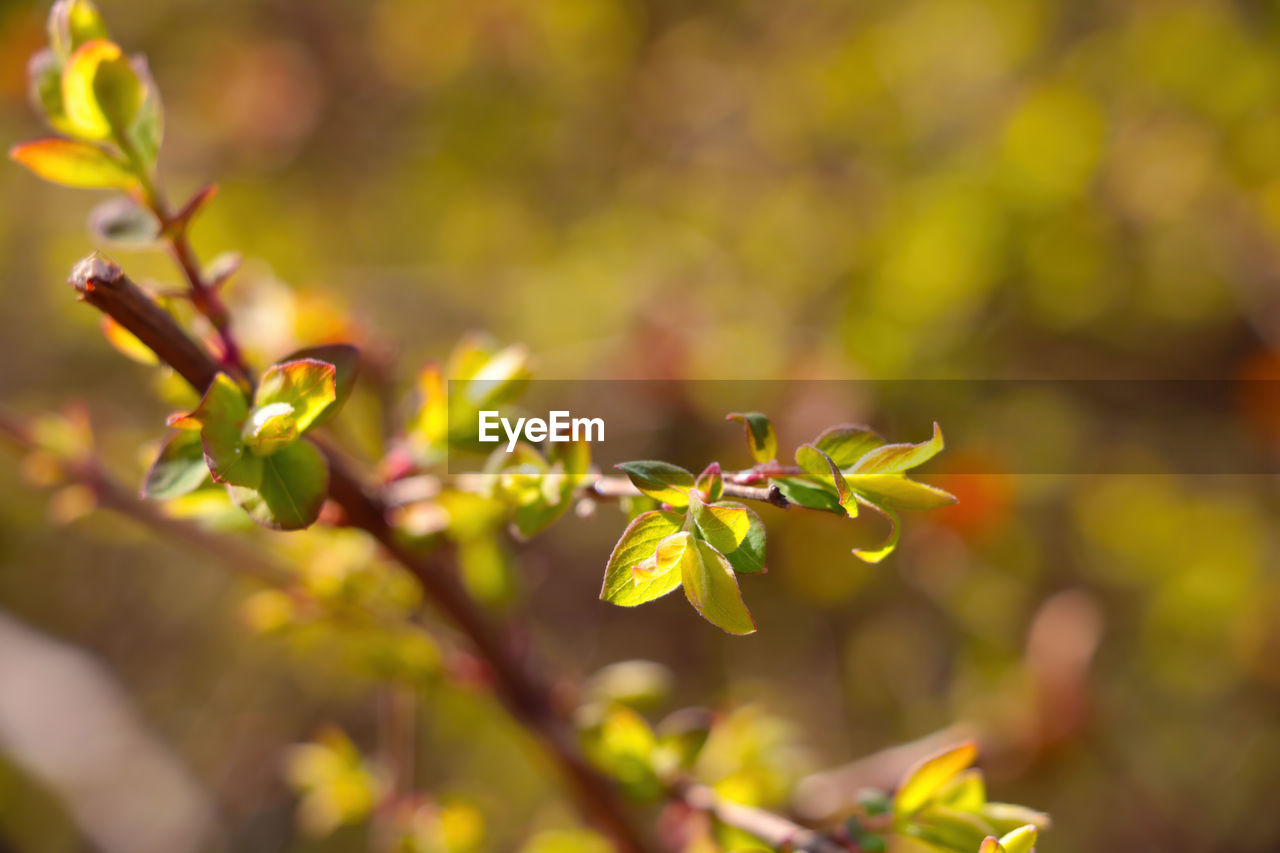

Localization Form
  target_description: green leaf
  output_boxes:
[772,476,844,514]
[935,769,985,813]
[726,411,777,463]
[142,430,208,500]
[680,537,756,635]
[904,807,996,852]
[227,440,329,530]
[600,510,685,606]
[255,358,337,436]
[694,462,723,501]
[894,741,978,818]
[178,373,260,488]
[281,345,359,427]
[615,460,695,507]
[845,474,957,510]
[813,423,885,468]
[62,40,143,141]
[241,401,301,456]
[996,826,1037,853]
[978,804,1051,836]
[126,56,162,167]
[88,196,159,247]
[48,0,109,61]
[9,138,135,188]
[850,422,945,475]
[796,444,858,516]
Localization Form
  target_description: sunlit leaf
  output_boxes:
[600,510,685,605]
[127,55,162,167]
[100,315,157,364]
[142,430,207,499]
[978,804,1052,835]
[726,411,777,463]
[681,537,756,635]
[904,806,996,852]
[814,424,885,468]
[280,345,359,427]
[772,476,844,514]
[695,461,724,500]
[845,474,957,510]
[9,138,135,188]
[62,40,142,140]
[615,460,694,507]
[996,826,1037,853]
[850,423,945,475]
[228,439,329,530]
[894,741,979,818]
[255,357,337,436]
[935,769,985,813]
[853,502,901,563]
[28,49,76,135]
[978,839,1005,853]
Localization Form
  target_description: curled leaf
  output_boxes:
[813,423,885,468]
[726,411,777,464]
[615,460,694,507]
[894,741,979,818]
[796,444,858,517]
[850,422,945,475]
[255,358,337,436]
[600,510,685,606]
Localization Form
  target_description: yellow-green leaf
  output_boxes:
[9,138,135,188]
[996,826,1037,853]
[255,358,337,436]
[61,39,142,140]
[615,460,695,507]
[48,0,108,60]
[894,741,979,818]
[813,423,885,468]
[600,510,685,605]
[681,538,756,635]
[850,422,945,475]
[142,430,208,500]
[796,444,858,516]
[228,439,329,530]
[845,474,957,510]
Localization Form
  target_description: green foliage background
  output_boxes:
[3,0,1280,849]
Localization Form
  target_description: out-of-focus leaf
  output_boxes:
[796,444,858,516]
[28,49,76,135]
[726,411,777,463]
[850,423,945,475]
[255,358,337,436]
[48,0,108,60]
[9,138,134,188]
[280,345,359,427]
[228,439,329,530]
[600,510,685,605]
[995,826,1036,853]
[935,769,985,813]
[62,40,142,140]
[99,315,157,364]
[814,424,885,468]
[586,660,673,710]
[615,460,694,507]
[143,430,208,499]
[681,537,756,635]
[978,804,1051,835]
[905,806,995,852]
[894,741,978,818]
[88,196,159,247]
[127,55,162,166]
[978,839,1005,853]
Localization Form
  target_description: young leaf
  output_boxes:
[813,424,885,468]
[978,804,1052,835]
[48,0,108,60]
[691,499,749,555]
[904,807,996,852]
[227,440,329,530]
[600,511,685,606]
[694,462,723,501]
[615,461,695,507]
[178,373,260,488]
[894,741,979,818]
[142,430,208,499]
[852,503,900,563]
[255,358,337,436]
[726,411,777,463]
[796,444,858,516]
[126,56,162,167]
[850,422,945,475]
[241,401,300,456]
[996,826,1037,853]
[89,196,159,247]
[280,345,359,427]
[28,50,77,135]
[979,840,1006,853]
[62,40,142,140]
[681,538,756,635]
[844,474,957,510]
[9,138,135,188]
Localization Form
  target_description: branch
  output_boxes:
[65,255,656,853]
[680,784,853,853]
[590,476,790,509]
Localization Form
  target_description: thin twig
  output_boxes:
[680,783,853,853]
[589,476,790,509]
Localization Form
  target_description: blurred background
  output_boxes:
[4,0,1280,850]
